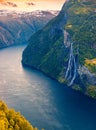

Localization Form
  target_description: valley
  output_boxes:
[0,10,58,48]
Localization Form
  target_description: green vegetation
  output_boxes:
[0,100,38,130]
[65,0,96,64]
[72,84,83,92]
[22,20,67,80]
[74,13,96,64]
[85,58,96,73]
[86,86,96,98]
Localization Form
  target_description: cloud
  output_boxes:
[1,2,17,7]
[26,2,35,6]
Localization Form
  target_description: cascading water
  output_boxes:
[64,30,77,86]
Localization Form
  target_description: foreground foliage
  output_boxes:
[0,101,38,130]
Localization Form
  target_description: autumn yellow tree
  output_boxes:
[0,100,38,130]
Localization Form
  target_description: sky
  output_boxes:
[0,0,66,12]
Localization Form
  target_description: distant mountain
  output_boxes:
[22,0,96,98]
[0,10,58,48]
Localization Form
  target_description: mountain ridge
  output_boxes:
[0,10,58,49]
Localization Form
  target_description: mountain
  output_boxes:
[0,10,58,48]
[22,0,96,98]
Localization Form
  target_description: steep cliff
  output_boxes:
[22,0,96,98]
[0,10,58,48]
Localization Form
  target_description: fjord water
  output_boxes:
[0,45,96,130]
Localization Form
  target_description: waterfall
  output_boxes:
[69,55,77,86]
[65,42,77,86]
[63,30,77,86]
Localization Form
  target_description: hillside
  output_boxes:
[0,100,38,130]
[22,0,96,98]
[0,10,58,48]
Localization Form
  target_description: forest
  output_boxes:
[0,100,39,130]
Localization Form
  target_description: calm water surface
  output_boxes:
[0,45,96,130]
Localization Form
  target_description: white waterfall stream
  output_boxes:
[65,42,77,86]
[63,30,77,86]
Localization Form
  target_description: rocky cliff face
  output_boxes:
[0,10,58,48]
[22,0,96,98]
